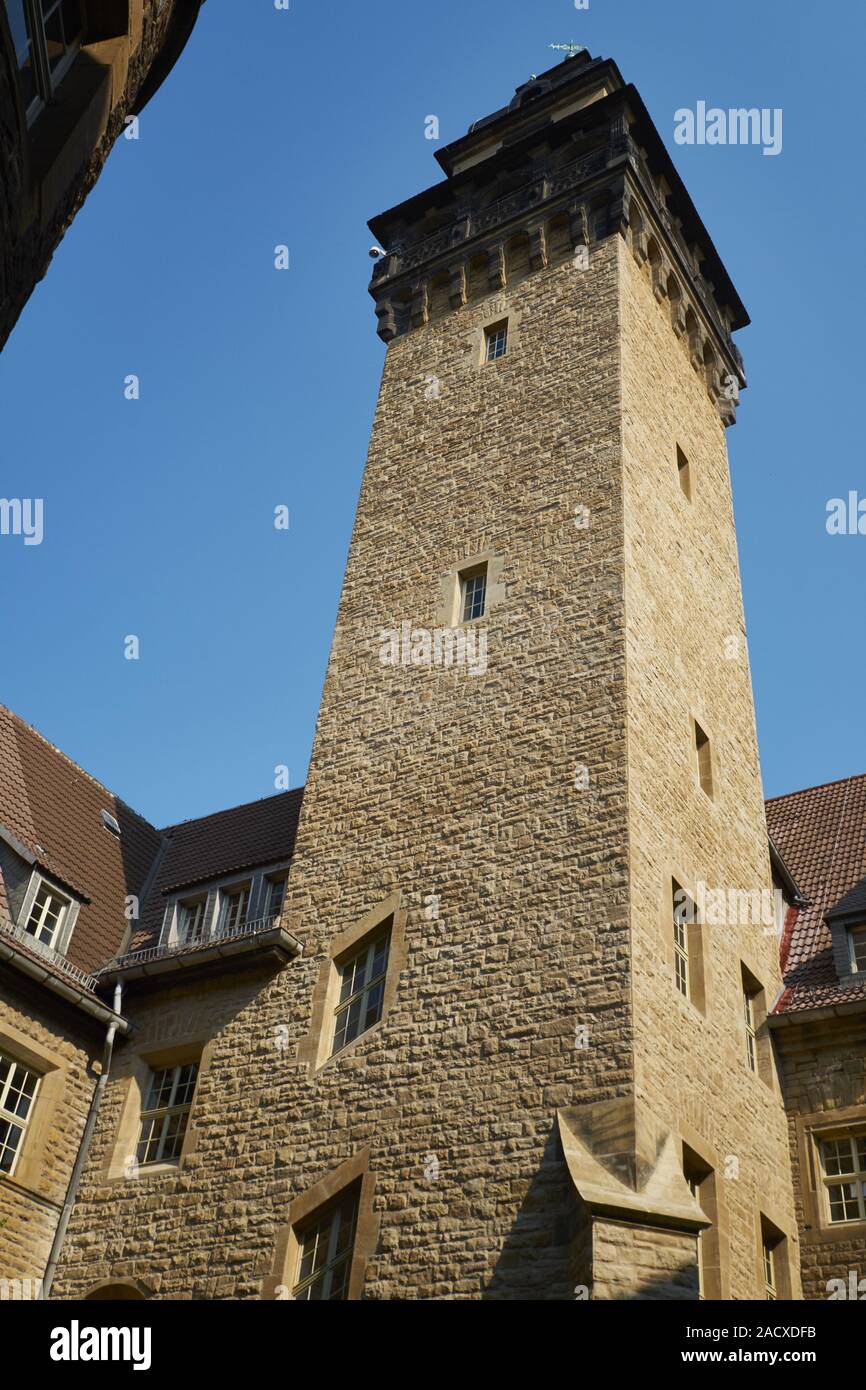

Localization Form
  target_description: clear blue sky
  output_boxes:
[1,0,863,826]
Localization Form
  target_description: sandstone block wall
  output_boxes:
[620,238,800,1297]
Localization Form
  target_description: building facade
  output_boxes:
[0,0,204,352]
[1,50,864,1300]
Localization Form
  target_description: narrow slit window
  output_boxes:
[672,880,691,999]
[693,720,713,798]
[744,988,758,1073]
[683,1150,713,1300]
[677,444,691,499]
[484,320,508,362]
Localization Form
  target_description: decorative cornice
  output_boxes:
[367,56,749,425]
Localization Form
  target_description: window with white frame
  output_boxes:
[762,1239,776,1300]
[0,1051,40,1174]
[743,987,758,1073]
[848,926,866,973]
[332,927,391,1056]
[484,319,508,362]
[5,0,84,125]
[820,1133,866,1224]
[264,874,287,924]
[136,1063,198,1166]
[178,896,208,945]
[218,883,249,935]
[293,1186,359,1300]
[24,877,71,950]
[459,564,487,624]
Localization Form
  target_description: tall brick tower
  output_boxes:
[51,50,800,1302]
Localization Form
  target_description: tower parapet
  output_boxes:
[369,51,746,424]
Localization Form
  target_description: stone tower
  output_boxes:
[300,48,798,1298]
[52,50,800,1301]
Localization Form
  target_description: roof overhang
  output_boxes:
[0,934,130,1032]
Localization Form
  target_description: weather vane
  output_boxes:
[549,43,586,59]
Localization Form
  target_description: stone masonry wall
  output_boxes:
[619,238,801,1297]
[775,1019,866,1301]
[57,235,636,1299]
[0,980,99,1284]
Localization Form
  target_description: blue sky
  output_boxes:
[0,0,863,826]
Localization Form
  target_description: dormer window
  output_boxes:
[848,926,866,973]
[24,877,71,951]
[218,883,249,935]
[265,874,288,924]
[179,896,208,945]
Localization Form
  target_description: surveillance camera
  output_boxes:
[369,246,386,259]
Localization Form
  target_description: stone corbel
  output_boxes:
[409,280,429,330]
[570,203,589,251]
[529,225,548,272]
[449,262,467,309]
[651,255,669,304]
[488,245,506,292]
[607,181,630,239]
[374,297,397,343]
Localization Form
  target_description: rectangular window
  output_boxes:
[672,880,691,999]
[9,0,83,124]
[693,720,713,798]
[136,1063,198,1166]
[677,443,692,499]
[763,1241,776,1300]
[293,1187,359,1300]
[744,988,758,1073]
[848,926,866,973]
[332,928,391,1056]
[460,565,487,623]
[265,875,287,924]
[0,1052,40,1174]
[24,879,70,950]
[682,1149,716,1300]
[218,885,249,935]
[820,1134,866,1224]
[179,896,208,945]
[484,320,508,362]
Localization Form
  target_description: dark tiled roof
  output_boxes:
[766,773,866,1014]
[126,789,304,953]
[0,706,164,974]
[0,706,306,975]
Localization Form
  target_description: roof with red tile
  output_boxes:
[766,772,866,1015]
[0,705,305,976]
[0,706,164,974]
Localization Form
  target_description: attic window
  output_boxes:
[848,926,866,974]
[101,809,121,836]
